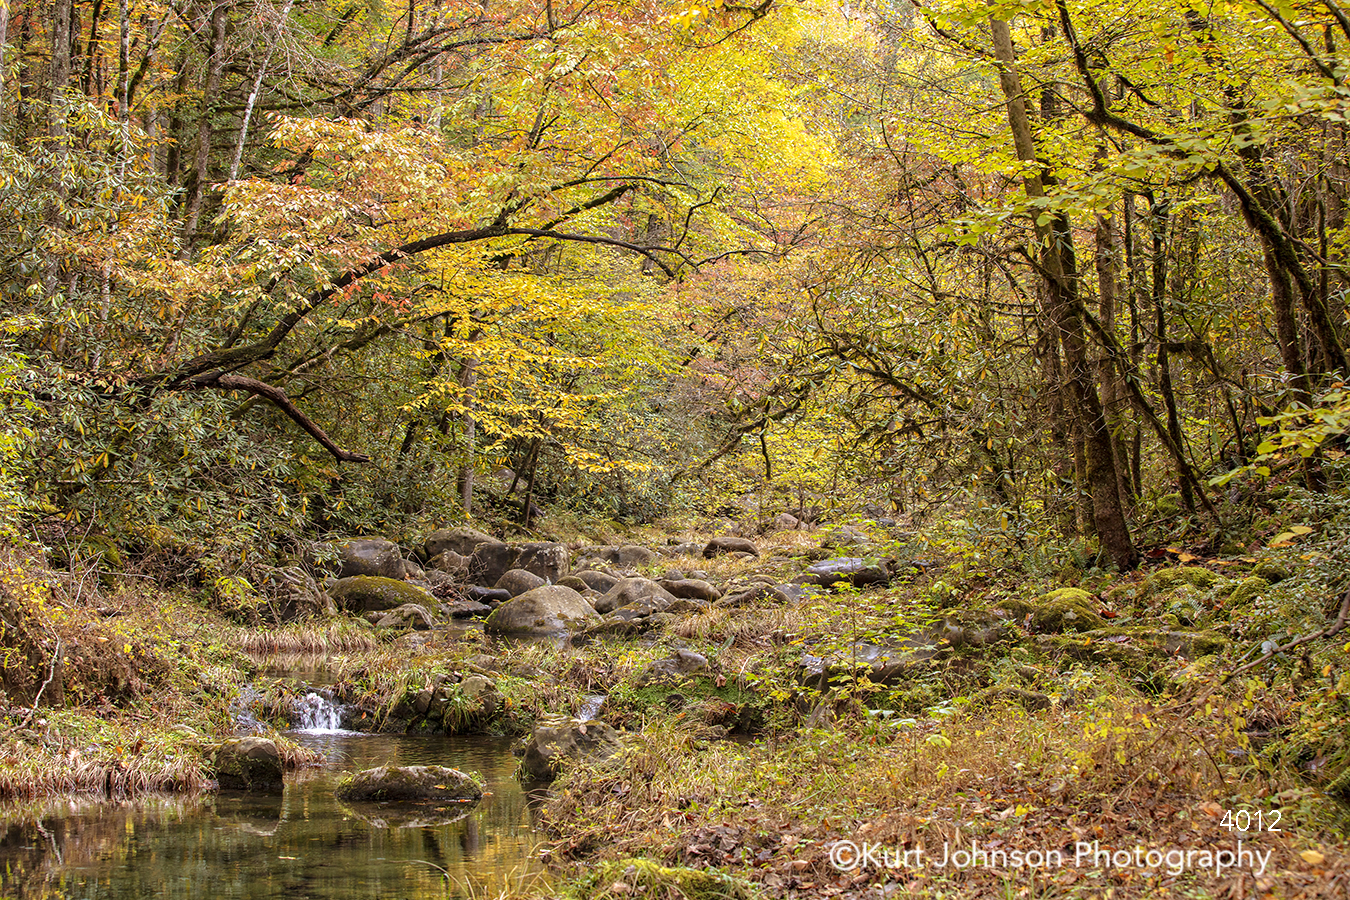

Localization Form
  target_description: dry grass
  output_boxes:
[237,621,381,655]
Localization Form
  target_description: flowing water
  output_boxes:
[0,694,542,899]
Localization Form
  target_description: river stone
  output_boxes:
[339,539,405,579]
[556,575,590,592]
[659,578,722,602]
[515,542,570,582]
[484,585,599,635]
[573,570,620,593]
[466,585,512,605]
[329,576,436,613]
[821,525,871,550]
[594,577,678,614]
[423,527,497,559]
[496,568,546,597]
[577,545,656,569]
[770,512,801,531]
[374,603,436,630]
[703,536,758,558]
[714,584,790,608]
[639,649,711,684]
[520,718,623,783]
[664,541,705,557]
[460,674,501,718]
[336,765,483,803]
[440,599,493,618]
[468,541,518,586]
[215,737,283,792]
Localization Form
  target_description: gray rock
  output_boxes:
[798,558,890,589]
[484,585,599,635]
[594,577,678,614]
[577,545,656,569]
[573,570,620,593]
[821,525,871,550]
[440,599,493,618]
[496,568,546,597]
[639,649,710,683]
[703,536,759,558]
[714,584,790,608]
[339,539,405,579]
[329,576,436,613]
[520,718,623,783]
[664,542,705,557]
[466,585,512,605]
[515,542,570,582]
[770,512,801,531]
[375,603,436,630]
[336,765,483,802]
[468,541,518,587]
[401,559,425,581]
[215,737,283,792]
[424,527,498,559]
[659,578,722,602]
[556,575,589,592]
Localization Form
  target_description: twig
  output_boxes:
[1221,586,1350,683]
[20,639,62,728]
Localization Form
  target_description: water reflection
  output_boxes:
[0,733,540,900]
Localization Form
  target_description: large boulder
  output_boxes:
[214,737,283,793]
[339,539,404,579]
[427,550,470,576]
[520,718,623,783]
[423,527,497,559]
[516,542,570,582]
[594,577,678,614]
[1029,588,1106,633]
[336,765,482,803]
[329,576,436,613]
[484,585,599,635]
[468,541,518,587]
[496,568,546,597]
[703,536,759,558]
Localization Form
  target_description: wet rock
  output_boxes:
[336,765,483,803]
[339,539,405,579]
[374,603,436,630]
[1029,588,1106,633]
[703,536,759,558]
[423,527,497,559]
[659,578,722,602]
[797,558,889,589]
[496,568,546,597]
[468,542,519,587]
[520,718,623,783]
[515,542,570,582]
[215,737,283,793]
[329,576,436,613]
[573,570,620,593]
[484,585,599,635]
[595,577,678,614]
[441,599,493,618]
[466,585,512,605]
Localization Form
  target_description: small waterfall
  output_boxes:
[577,694,606,722]
[294,691,346,732]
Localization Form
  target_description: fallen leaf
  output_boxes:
[1299,849,1325,864]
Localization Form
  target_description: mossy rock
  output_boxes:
[995,596,1036,620]
[1144,566,1225,596]
[329,576,435,613]
[1221,576,1269,611]
[579,858,754,900]
[1155,493,1182,518]
[1038,627,1229,669]
[1030,588,1105,633]
[336,765,482,802]
[1250,561,1291,583]
[1158,586,1207,627]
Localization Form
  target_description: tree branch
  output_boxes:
[190,372,371,463]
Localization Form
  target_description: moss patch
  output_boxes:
[1030,588,1105,633]
[574,858,754,900]
[1144,566,1225,596]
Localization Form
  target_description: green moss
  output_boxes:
[1030,588,1105,633]
[328,576,432,612]
[1155,493,1182,518]
[1144,566,1226,596]
[575,858,754,900]
[1222,576,1269,610]
[1251,561,1291,583]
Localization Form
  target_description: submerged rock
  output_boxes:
[520,718,623,782]
[214,737,283,793]
[336,765,483,803]
[484,585,598,635]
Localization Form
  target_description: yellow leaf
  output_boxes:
[1299,850,1325,865]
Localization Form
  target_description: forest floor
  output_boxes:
[2,500,1350,899]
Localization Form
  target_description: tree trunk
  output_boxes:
[989,16,1136,569]
[229,0,294,181]
[179,2,229,258]
[1150,197,1194,513]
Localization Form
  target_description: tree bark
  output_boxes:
[990,15,1136,569]
[179,1,229,257]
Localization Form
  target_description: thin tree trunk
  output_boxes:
[1150,196,1194,513]
[990,15,1136,568]
[179,1,228,258]
[229,0,294,181]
